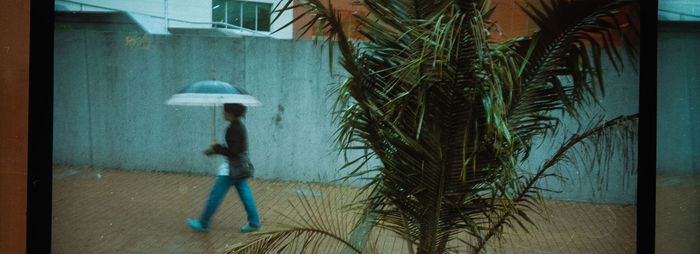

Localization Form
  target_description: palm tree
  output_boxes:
[225,0,640,253]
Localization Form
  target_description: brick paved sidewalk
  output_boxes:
[52,166,637,253]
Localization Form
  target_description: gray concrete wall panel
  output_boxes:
[53,30,93,166]
[54,30,643,204]
[658,24,700,176]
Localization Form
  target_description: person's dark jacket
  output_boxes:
[211,119,247,160]
[206,119,251,179]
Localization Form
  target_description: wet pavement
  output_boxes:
[52,166,644,253]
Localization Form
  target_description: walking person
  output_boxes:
[187,103,263,233]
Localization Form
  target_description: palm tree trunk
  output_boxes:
[416,222,441,254]
[416,161,449,254]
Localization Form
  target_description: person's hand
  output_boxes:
[204,144,224,156]
[210,144,224,151]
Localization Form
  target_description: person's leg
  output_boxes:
[198,175,234,228]
[232,179,261,228]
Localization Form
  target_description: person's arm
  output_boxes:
[205,121,246,159]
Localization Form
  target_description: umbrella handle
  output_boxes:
[211,107,217,145]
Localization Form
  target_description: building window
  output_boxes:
[212,0,271,32]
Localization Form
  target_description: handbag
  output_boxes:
[228,152,254,180]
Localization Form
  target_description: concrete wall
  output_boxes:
[657,23,700,177]
[54,29,641,204]
[54,30,353,183]
[659,0,700,21]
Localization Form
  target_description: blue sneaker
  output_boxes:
[241,224,263,233]
[187,218,209,232]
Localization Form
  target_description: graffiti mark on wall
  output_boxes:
[125,34,151,49]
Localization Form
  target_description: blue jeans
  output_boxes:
[199,176,261,228]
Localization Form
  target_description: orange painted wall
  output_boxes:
[292,0,637,46]
[292,0,369,40]
[292,0,537,42]
[489,0,539,43]
[0,0,30,252]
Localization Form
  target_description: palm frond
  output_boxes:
[473,113,638,253]
[223,186,365,253]
[505,0,640,145]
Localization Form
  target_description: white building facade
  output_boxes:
[55,0,295,38]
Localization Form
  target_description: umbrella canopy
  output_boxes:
[166,80,262,106]
[166,80,262,144]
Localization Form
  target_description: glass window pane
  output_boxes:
[242,2,256,30]
[227,1,242,27]
[212,0,225,27]
[256,3,271,32]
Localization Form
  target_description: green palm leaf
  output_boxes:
[223,186,366,253]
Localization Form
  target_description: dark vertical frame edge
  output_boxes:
[27,1,54,253]
[637,0,658,253]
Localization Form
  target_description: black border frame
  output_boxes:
[637,0,658,253]
[27,1,54,253]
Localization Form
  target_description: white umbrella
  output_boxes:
[166,80,262,144]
